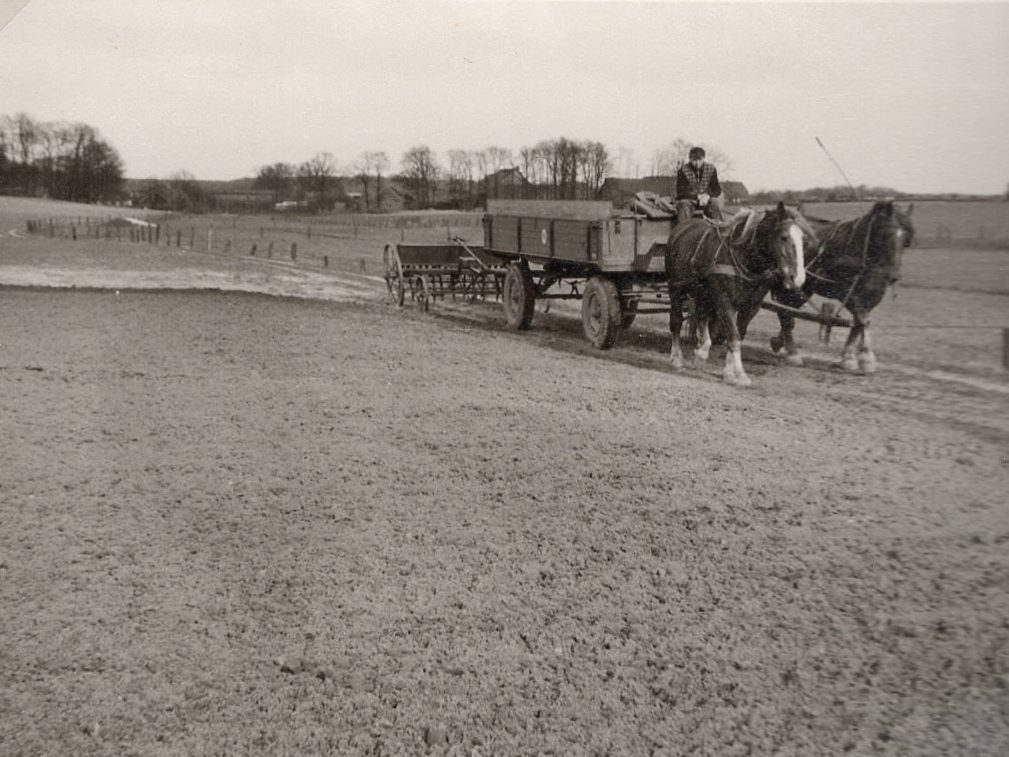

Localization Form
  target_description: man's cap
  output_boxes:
[689,147,705,160]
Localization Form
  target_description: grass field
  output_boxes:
[801,200,1009,247]
[2,196,483,278]
[4,195,1009,284]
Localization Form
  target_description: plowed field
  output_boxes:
[1,233,1007,756]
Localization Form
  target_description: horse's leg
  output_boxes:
[694,314,712,363]
[857,312,878,373]
[840,313,863,372]
[690,290,712,363]
[770,288,805,366]
[668,286,687,370]
[714,285,751,386]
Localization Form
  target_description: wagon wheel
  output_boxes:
[582,276,622,349]
[502,262,535,330]
[383,243,405,307]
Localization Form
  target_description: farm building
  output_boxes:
[721,181,749,204]
[483,167,531,201]
[339,177,411,213]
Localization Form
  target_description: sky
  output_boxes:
[1,0,1008,194]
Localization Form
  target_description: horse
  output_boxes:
[766,200,915,373]
[665,201,808,386]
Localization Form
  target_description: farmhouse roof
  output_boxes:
[721,181,749,198]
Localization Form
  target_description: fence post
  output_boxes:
[208,229,213,252]
[190,228,195,249]
[72,226,77,240]
[307,225,311,239]
[290,242,297,261]
[267,241,273,258]
[323,254,328,268]
[251,243,257,257]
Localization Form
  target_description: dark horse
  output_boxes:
[767,200,915,372]
[665,202,808,386]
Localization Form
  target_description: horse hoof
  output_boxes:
[724,371,753,387]
[860,357,878,374]
[841,357,860,373]
[785,354,804,367]
[670,358,685,370]
[770,336,784,353]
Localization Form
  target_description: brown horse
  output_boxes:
[768,200,915,372]
[665,202,808,386]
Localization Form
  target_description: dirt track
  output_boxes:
[1,242,1008,755]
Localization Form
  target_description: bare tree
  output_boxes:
[653,139,733,176]
[356,151,390,212]
[473,149,490,194]
[371,152,390,211]
[483,146,515,200]
[614,146,636,178]
[582,141,611,198]
[652,138,692,175]
[401,145,439,208]
[298,152,338,211]
[58,122,124,203]
[446,149,474,207]
[168,169,211,212]
[254,162,295,204]
[5,113,40,193]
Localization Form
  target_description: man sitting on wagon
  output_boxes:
[675,146,725,223]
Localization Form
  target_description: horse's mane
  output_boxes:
[726,208,765,248]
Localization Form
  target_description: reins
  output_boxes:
[669,213,794,286]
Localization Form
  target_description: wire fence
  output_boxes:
[22,213,486,277]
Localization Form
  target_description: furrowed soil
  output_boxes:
[1,229,1007,756]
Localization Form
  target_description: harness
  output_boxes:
[668,214,771,285]
[804,213,885,313]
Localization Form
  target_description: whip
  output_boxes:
[815,137,864,212]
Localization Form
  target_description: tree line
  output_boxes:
[0,113,125,203]
[0,111,744,213]
[251,138,621,212]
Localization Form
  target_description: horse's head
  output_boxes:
[768,201,806,290]
[870,200,913,284]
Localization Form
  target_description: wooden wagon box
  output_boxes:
[484,200,673,274]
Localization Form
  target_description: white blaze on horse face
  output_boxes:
[790,223,806,289]
[888,226,906,279]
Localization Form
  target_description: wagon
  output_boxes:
[384,199,859,352]
[483,199,678,349]
[383,238,508,311]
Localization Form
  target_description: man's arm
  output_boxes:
[709,167,722,198]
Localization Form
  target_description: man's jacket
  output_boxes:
[676,163,722,200]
